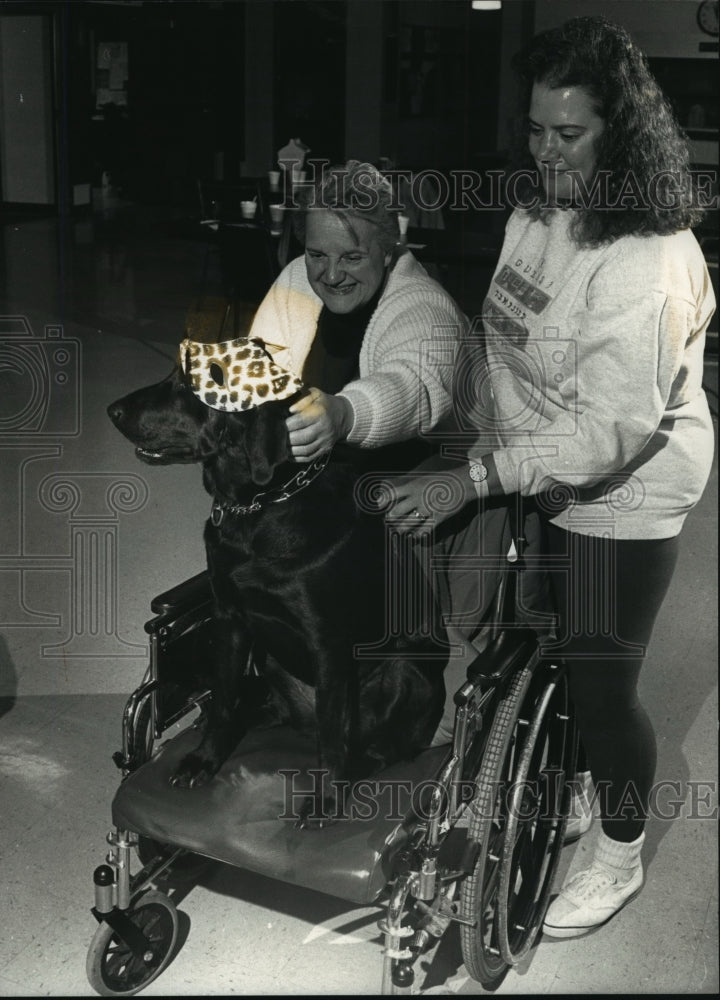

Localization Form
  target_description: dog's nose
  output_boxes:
[107,401,125,426]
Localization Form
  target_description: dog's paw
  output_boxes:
[170,752,219,789]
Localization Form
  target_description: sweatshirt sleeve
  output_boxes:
[479,250,694,498]
[338,296,462,447]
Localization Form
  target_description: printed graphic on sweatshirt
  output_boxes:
[483,259,554,347]
[496,265,552,313]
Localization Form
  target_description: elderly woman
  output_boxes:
[248,160,465,464]
[389,16,715,939]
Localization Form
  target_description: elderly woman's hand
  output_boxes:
[286,388,353,461]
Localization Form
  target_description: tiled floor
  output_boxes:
[0,202,717,996]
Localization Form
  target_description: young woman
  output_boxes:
[388,16,715,938]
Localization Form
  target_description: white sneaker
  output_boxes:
[543,861,643,938]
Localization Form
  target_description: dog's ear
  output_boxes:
[244,401,293,485]
[198,407,226,459]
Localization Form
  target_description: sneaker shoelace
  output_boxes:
[564,865,617,902]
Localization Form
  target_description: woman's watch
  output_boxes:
[469,460,488,483]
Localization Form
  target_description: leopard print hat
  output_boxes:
[179,336,305,412]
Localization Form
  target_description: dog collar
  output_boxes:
[210,453,331,525]
[179,336,304,412]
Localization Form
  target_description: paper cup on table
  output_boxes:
[291,166,306,184]
[268,170,281,190]
[240,200,257,219]
[269,204,285,234]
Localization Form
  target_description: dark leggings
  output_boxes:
[545,523,679,843]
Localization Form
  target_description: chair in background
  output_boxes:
[396,171,446,230]
[194,180,222,312]
[216,219,280,337]
[197,178,268,225]
[388,169,447,284]
[193,178,279,337]
[275,206,303,273]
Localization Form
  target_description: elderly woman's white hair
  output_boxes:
[293,160,400,253]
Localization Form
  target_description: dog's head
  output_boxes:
[108,366,212,465]
[108,364,304,489]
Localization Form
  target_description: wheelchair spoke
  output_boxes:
[495,668,577,967]
[88,892,179,996]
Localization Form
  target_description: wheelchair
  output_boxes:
[86,517,577,996]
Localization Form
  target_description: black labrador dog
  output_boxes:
[108,351,446,824]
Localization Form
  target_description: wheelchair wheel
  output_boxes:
[459,656,573,988]
[129,697,154,769]
[496,664,575,966]
[459,662,535,989]
[86,890,178,997]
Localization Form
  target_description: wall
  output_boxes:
[243,1,274,176]
[273,1,346,164]
[496,0,535,154]
[246,1,347,174]
[533,0,717,58]
[0,15,55,205]
[533,0,719,166]
[345,0,384,163]
[378,0,504,169]
[239,0,525,174]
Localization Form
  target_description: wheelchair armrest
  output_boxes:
[150,570,213,614]
[145,571,215,641]
[457,627,538,704]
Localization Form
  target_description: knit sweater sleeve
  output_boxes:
[246,257,321,374]
[249,253,463,448]
[338,283,463,447]
[483,241,697,497]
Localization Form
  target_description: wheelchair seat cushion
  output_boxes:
[112,725,449,905]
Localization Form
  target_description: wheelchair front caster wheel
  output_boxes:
[86,890,179,996]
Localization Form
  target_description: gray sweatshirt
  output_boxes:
[469,209,715,538]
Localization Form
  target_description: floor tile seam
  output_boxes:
[686,945,720,995]
[684,891,720,993]
[695,882,720,941]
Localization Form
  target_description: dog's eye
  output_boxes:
[209,362,225,387]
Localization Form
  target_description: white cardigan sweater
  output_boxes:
[248,251,465,447]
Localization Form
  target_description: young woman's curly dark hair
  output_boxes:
[509,16,706,247]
